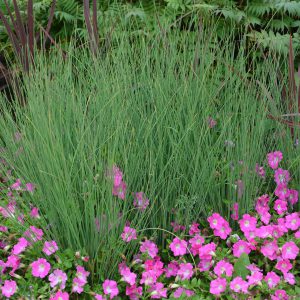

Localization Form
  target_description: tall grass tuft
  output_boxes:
[0,30,299,279]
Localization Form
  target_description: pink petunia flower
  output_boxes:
[112,181,127,200]
[177,263,193,280]
[275,184,290,199]
[239,214,257,233]
[140,240,158,258]
[189,234,204,255]
[10,179,21,190]
[133,192,149,211]
[247,270,263,285]
[120,267,137,286]
[43,241,58,256]
[169,238,187,256]
[288,189,298,205]
[198,242,216,260]
[50,291,69,300]
[274,169,290,185]
[274,199,288,215]
[255,164,266,178]
[267,151,283,169]
[275,259,292,274]
[260,240,278,260]
[264,271,280,288]
[281,241,299,260]
[233,240,251,257]
[140,270,158,286]
[76,266,90,283]
[125,285,143,300]
[165,261,179,278]
[103,280,119,299]
[12,237,28,255]
[285,212,300,231]
[173,287,194,298]
[198,259,213,272]
[121,226,137,242]
[210,277,227,295]
[283,272,295,285]
[31,258,51,278]
[230,276,248,293]
[26,182,35,192]
[189,222,200,235]
[214,260,233,277]
[72,277,84,293]
[1,280,17,298]
[49,269,67,289]
[148,282,167,299]
[271,290,288,300]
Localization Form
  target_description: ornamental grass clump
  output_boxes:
[0,151,299,299]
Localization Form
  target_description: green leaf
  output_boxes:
[233,253,250,280]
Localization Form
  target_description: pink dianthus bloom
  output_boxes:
[233,240,251,257]
[264,271,280,288]
[1,280,17,298]
[103,280,119,299]
[50,291,69,300]
[43,240,58,255]
[281,241,299,260]
[49,269,68,289]
[230,276,248,293]
[140,240,158,258]
[267,151,283,169]
[121,226,137,242]
[169,237,187,256]
[210,277,227,295]
[177,263,193,280]
[31,258,51,278]
[214,260,233,277]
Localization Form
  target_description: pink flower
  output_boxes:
[264,271,280,288]
[103,280,119,299]
[43,241,58,255]
[121,226,137,242]
[148,282,167,299]
[140,240,158,258]
[11,179,21,190]
[199,242,216,260]
[189,234,204,255]
[275,259,292,274]
[283,272,295,285]
[271,290,288,300]
[49,269,68,289]
[144,259,164,277]
[140,270,158,285]
[274,199,288,215]
[230,276,248,293]
[126,285,143,300]
[210,277,227,295]
[24,226,43,243]
[285,212,300,231]
[247,270,263,285]
[281,241,299,259]
[260,240,278,260]
[112,166,123,187]
[288,189,298,205]
[12,237,28,255]
[173,287,194,298]
[165,261,179,278]
[213,220,232,240]
[112,181,127,200]
[267,151,283,169]
[72,277,84,293]
[239,214,257,233]
[189,222,200,235]
[274,169,290,185]
[120,267,137,286]
[30,207,40,218]
[76,266,90,283]
[50,291,69,300]
[214,260,233,277]
[295,230,300,239]
[233,240,251,257]
[198,259,212,271]
[275,184,290,199]
[169,238,187,256]
[26,182,35,192]
[207,213,224,229]
[5,255,20,273]
[231,202,239,220]
[133,192,149,211]
[207,117,217,128]
[255,164,266,178]
[31,258,51,278]
[0,226,8,232]
[177,263,193,280]
[1,280,17,298]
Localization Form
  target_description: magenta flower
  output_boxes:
[189,222,200,235]
[247,270,263,285]
[1,280,17,298]
[199,242,216,260]
[177,262,193,280]
[281,241,299,259]
[140,270,158,285]
[214,260,233,277]
[210,277,227,295]
[140,240,158,258]
[275,259,292,274]
[229,276,248,293]
[121,226,137,242]
[148,282,167,299]
[112,165,123,187]
[133,192,149,211]
[173,287,194,298]
[72,277,84,293]
[285,212,300,231]
[31,258,51,278]
[255,164,266,178]
[30,207,40,218]
[271,290,288,300]
[43,240,58,256]
[10,179,21,190]
[275,184,290,199]
[169,237,187,256]
[260,240,278,260]
[76,265,90,283]
[274,199,288,215]
[125,284,143,300]
[233,240,251,257]
[112,181,127,200]
[12,237,28,255]
[255,194,270,214]
[144,259,164,277]
[274,168,290,185]
[165,261,179,278]
[189,234,204,255]
[207,213,224,229]
[50,291,69,300]
[264,271,280,288]
[198,259,212,271]
[26,182,35,192]
[120,267,137,286]
[267,151,283,169]
[49,269,67,289]
[103,280,119,299]
[24,226,44,243]
[239,214,257,233]
[283,272,295,285]
[288,189,298,205]
[5,255,20,273]
[295,230,300,238]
